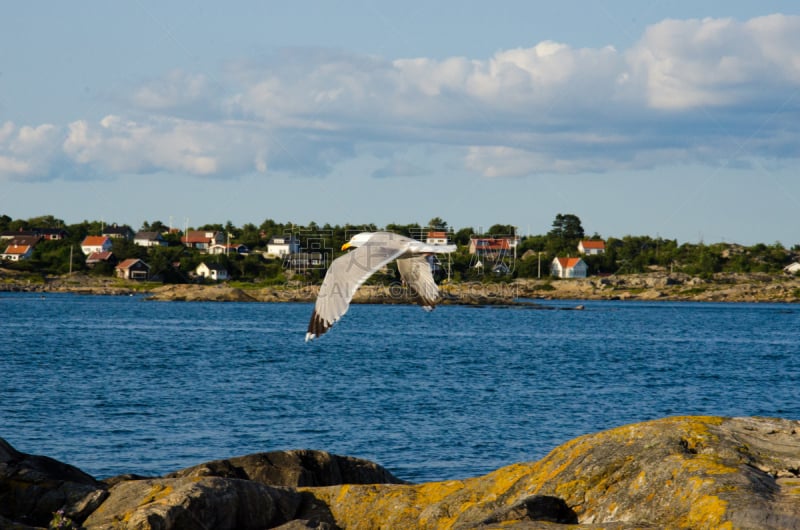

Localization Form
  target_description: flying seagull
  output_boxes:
[305,231,456,341]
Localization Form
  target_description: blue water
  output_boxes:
[1,292,799,483]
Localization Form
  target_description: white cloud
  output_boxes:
[62,116,270,177]
[629,14,800,109]
[3,14,800,183]
[0,122,64,180]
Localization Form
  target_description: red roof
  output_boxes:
[182,231,213,244]
[82,235,109,246]
[472,238,510,251]
[580,240,605,249]
[3,244,31,255]
[117,258,143,269]
[87,251,113,261]
[555,257,583,269]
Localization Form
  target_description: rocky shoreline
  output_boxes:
[3,416,800,529]
[2,271,800,304]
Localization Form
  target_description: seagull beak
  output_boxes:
[341,242,352,251]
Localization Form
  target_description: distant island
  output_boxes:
[2,213,799,295]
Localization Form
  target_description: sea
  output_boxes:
[1,292,799,483]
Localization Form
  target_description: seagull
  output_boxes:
[305,231,456,341]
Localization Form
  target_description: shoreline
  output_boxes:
[2,270,799,304]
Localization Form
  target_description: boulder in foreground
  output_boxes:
[3,416,800,529]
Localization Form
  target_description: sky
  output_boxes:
[1,1,799,245]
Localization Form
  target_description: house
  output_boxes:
[103,224,135,240]
[182,230,224,252]
[37,228,68,240]
[267,235,300,257]
[81,235,113,255]
[469,237,511,258]
[134,231,168,248]
[4,234,41,247]
[1,228,66,241]
[208,243,250,255]
[426,231,449,245]
[784,262,800,274]
[551,257,588,278]
[578,240,605,255]
[116,258,150,280]
[195,262,229,281]
[1,244,34,261]
[85,251,117,268]
[285,251,326,270]
[1,230,34,240]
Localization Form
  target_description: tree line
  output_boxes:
[1,213,797,283]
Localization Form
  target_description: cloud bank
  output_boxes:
[2,14,799,182]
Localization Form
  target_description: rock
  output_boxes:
[304,416,800,529]
[147,284,258,302]
[0,514,40,530]
[4,417,800,529]
[166,449,407,487]
[271,520,338,530]
[0,437,108,527]
[476,495,578,526]
[82,476,303,530]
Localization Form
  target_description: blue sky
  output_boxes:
[1,1,799,245]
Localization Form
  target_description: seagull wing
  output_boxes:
[306,239,409,341]
[396,256,441,310]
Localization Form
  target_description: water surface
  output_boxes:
[2,293,798,482]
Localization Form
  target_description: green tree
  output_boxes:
[548,214,584,241]
[427,217,448,230]
[488,224,516,236]
[546,214,584,256]
[109,238,147,261]
[140,219,169,233]
[453,227,475,246]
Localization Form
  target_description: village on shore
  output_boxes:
[2,213,800,304]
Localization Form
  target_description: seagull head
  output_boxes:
[341,232,374,251]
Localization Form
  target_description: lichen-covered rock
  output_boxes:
[147,284,258,302]
[4,416,800,529]
[0,437,108,527]
[303,416,800,529]
[82,476,302,530]
[167,449,407,487]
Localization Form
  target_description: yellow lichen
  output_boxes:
[685,493,731,529]
[681,455,738,475]
[629,470,647,493]
[138,483,174,506]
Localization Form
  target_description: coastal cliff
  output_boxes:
[2,416,799,529]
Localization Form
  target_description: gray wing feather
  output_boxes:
[396,256,440,309]
[306,240,409,340]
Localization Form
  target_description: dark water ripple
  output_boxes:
[1,293,799,482]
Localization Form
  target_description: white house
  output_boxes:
[551,257,588,278]
[209,243,249,255]
[196,262,229,281]
[426,231,449,245]
[1,244,33,261]
[578,240,605,255]
[182,230,225,252]
[134,231,168,247]
[103,224,135,240]
[81,235,113,255]
[267,235,300,257]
